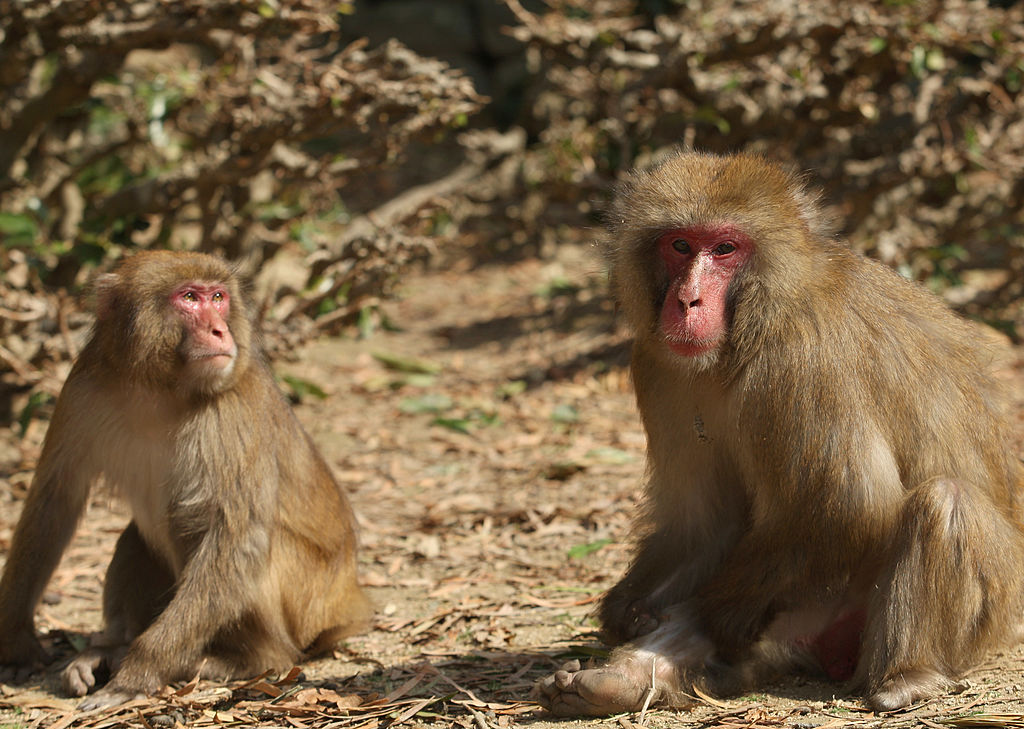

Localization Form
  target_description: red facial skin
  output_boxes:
[171,283,236,370]
[657,225,752,357]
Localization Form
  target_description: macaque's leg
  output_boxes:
[599,530,689,644]
[63,523,175,697]
[862,478,1024,710]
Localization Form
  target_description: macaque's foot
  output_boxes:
[867,668,948,711]
[77,684,146,711]
[0,629,50,674]
[534,659,651,717]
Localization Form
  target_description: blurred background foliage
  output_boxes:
[1,0,1022,424]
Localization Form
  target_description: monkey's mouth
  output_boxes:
[191,351,234,361]
[663,334,719,357]
[187,349,238,372]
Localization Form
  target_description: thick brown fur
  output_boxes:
[0,250,371,709]
[535,151,1024,716]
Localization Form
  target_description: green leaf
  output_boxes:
[431,417,473,434]
[0,213,39,246]
[373,351,441,374]
[281,375,327,402]
[535,276,578,299]
[568,538,612,560]
[551,404,579,423]
[66,632,90,653]
[476,411,500,427]
[497,380,527,399]
[403,373,437,388]
[585,446,636,465]
[357,306,376,339]
[911,45,927,77]
[72,242,108,266]
[399,393,453,414]
[315,297,338,317]
[18,392,53,436]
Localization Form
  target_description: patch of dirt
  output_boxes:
[1,242,1023,729]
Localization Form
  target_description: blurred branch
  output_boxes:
[0,0,486,410]
[294,128,527,329]
[1,1,483,255]
[505,0,1024,318]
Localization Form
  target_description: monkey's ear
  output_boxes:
[93,273,122,321]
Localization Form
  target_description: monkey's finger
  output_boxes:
[62,667,93,697]
[61,647,113,697]
[62,660,100,697]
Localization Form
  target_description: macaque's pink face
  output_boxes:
[171,283,237,382]
[657,224,751,357]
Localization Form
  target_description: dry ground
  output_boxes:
[1,241,1023,729]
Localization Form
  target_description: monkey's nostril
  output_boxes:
[689,299,701,308]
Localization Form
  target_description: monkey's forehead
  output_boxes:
[112,251,240,287]
[606,152,814,235]
[622,153,801,208]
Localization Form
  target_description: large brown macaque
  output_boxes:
[0,251,371,710]
[536,152,1024,716]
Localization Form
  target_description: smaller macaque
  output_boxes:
[0,251,371,709]
[535,151,1024,716]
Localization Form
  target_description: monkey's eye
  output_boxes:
[713,242,736,256]
[182,291,199,302]
[670,239,691,255]
[212,291,225,302]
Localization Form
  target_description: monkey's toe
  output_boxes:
[534,660,650,717]
[77,684,145,711]
[0,662,43,685]
[868,669,948,711]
